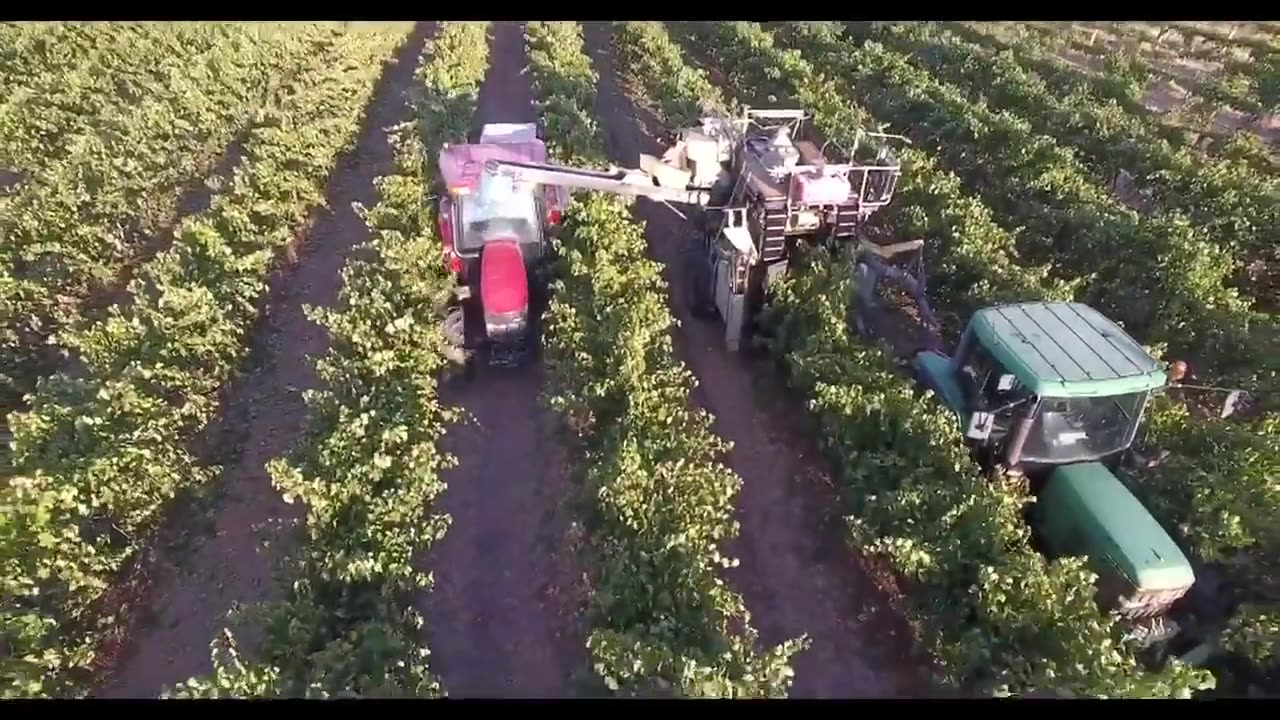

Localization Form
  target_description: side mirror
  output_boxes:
[437,196,462,275]
[966,411,995,441]
[437,196,454,243]
[544,186,565,226]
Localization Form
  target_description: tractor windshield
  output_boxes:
[455,190,543,255]
[1020,392,1147,464]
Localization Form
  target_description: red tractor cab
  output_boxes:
[436,124,566,369]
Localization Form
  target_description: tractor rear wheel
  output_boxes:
[442,306,471,372]
[697,177,733,234]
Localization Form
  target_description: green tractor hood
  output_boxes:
[1039,462,1195,594]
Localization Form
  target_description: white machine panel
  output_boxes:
[480,123,539,144]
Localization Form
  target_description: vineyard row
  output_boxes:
[2,20,1274,699]
[851,22,1277,293]
[1,25,406,698]
[1,24,330,411]
[671,20,1279,696]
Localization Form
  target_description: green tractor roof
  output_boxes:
[970,302,1168,398]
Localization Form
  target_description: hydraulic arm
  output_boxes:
[481,158,713,206]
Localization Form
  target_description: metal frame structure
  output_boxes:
[679,106,912,351]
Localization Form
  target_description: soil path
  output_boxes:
[581,22,932,699]
[92,23,433,698]
[413,21,588,699]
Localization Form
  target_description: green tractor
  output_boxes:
[851,241,1217,663]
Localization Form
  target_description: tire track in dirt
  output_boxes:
[582,22,932,699]
[92,23,433,698]
[413,21,588,699]
[71,128,254,691]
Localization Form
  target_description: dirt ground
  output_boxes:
[581,22,933,699]
[91,23,432,698]
[412,21,589,699]
[1057,29,1280,147]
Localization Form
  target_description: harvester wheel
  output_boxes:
[686,239,714,318]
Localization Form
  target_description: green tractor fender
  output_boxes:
[912,350,967,419]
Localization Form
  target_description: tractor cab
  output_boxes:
[436,124,565,368]
[912,302,1168,470]
[913,301,1196,636]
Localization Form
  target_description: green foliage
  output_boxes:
[857,23,1278,306]
[987,22,1268,121]
[1210,132,1279,176]
[789,21,1280,691]
[673,20,1216,698]
[926,36,1280,643]
[1137,398,1280,564]
[1252,50,1280,113]
[525,22,607,166]
[525,21,805,697]
[164,631,283,698]
[1222,605,1280,669]
[0,25,407,698]
[1131,401,1280,671]
[768,22,1277,397]
[0,23,323,407]
[169,21,490,698]
[611,22,735,125]
[760,246,1213,698]
[413,21,488,143]
[814,25,1280,690]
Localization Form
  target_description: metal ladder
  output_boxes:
[833,200,863,239]
[722,155,789,264]
[760,201,789,262]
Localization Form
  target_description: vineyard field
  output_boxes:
[1,20,1276,699]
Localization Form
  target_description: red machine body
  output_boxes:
[478,239,529,336]
[432,121,709,369]
[435,124,565,368]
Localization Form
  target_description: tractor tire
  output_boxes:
[686,239,715,319]
[442,306,471,372]
[698,179,733,234]
[697,207,722,236]
[532,258,557,289]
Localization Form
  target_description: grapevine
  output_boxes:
[526,21,806,698]
[767,22,1277,398]
[169,20,491,699]
[854,23,1278,303]
[1,24,327,414]
[1,26,406,698]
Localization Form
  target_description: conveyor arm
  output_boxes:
[482,158,712,206]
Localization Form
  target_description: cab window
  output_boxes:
[455,190,543,255]
[959,341,1031,442]
[958,341,998,409]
